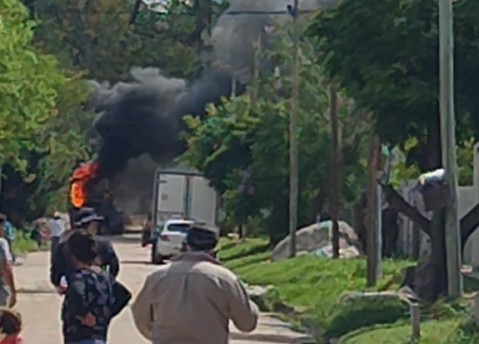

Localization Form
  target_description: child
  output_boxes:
[0,308,23,344]
[62,231,114,344]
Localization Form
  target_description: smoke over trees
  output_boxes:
[85,0,327,213]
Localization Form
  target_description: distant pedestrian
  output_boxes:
[61,231,113,344]
[0,216,16,308]
[132,222,259,344]
[47,212,66,264]
[0,308,23,344]
[2,220,15,265]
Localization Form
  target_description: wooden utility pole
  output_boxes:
[195,0,213,41]
[367,134,380,287]
[251,37,262,105]
[329,85,340,258]
[438,0,462,298]
[0,164,3,209]
[288,0,300,258]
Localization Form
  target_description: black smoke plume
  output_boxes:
[86,0,327,214]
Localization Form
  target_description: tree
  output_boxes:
[0,0,91,222]
[307,0,479,300]
[30,0,227,81]
[182,25,369,244]
[0,0,64,170]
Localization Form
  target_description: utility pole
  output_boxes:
[0,164,3,209]
[367,133,380,287]
[288,0,300,258]
[251,37,262,105]
[329,85,340,258]
[438,0,462,298]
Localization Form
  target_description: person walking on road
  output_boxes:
[132,222,259,344]
[0,216,16,308]
[50,207,119,294]
[2,219,15,265]
[61,231,114,344]
[47,212,66,264]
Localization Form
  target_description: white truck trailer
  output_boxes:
[147,166,220,263]
[152,166,219,227]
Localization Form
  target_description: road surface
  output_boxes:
[14,235,313,343]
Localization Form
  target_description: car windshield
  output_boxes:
[166,223,191,234]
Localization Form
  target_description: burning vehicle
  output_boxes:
[68,161,125,235]
[80,1,325,227]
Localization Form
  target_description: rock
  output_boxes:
[227,233,240,240]
[338,290,415,305]
[247,285,270,298]
[339,246,360,258]
[272,221,359,261]
[246,285,271,311]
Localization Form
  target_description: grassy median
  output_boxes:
[219,238,479,343]
[218,238,412,340]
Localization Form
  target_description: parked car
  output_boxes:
[151,219,193,264]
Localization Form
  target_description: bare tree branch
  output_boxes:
[130,0,143,25]
[378,180,432,237]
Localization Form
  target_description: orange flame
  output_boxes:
[69,161,99,208]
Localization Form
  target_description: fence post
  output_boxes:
[473,293,479,326]
[410,303,421,342]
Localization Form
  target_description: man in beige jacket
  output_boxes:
[131,222,259,344]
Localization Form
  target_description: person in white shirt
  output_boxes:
[47,212,65,264]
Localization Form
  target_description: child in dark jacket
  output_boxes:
[62,231,114,344]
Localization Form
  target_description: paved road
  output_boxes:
[14,235,312,343]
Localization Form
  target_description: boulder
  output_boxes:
[246,285,271,311]
[272,221,359,261]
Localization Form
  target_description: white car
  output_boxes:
[151,219,193,264]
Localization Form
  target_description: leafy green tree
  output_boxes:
[0,0,91,222]
[0,0,64,170]
[182,24,369,243]
[30,0,227,81]
[307,0,479,170]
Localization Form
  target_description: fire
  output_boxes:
[69,161,99,208]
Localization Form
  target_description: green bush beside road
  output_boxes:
[12,228,41,254]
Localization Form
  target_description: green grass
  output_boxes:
[340,315,479,344]
[340,319,460,344]
[12,230,39,254]
[219,238,412,339]
[219,238,479,343]
[339,301,479,344]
